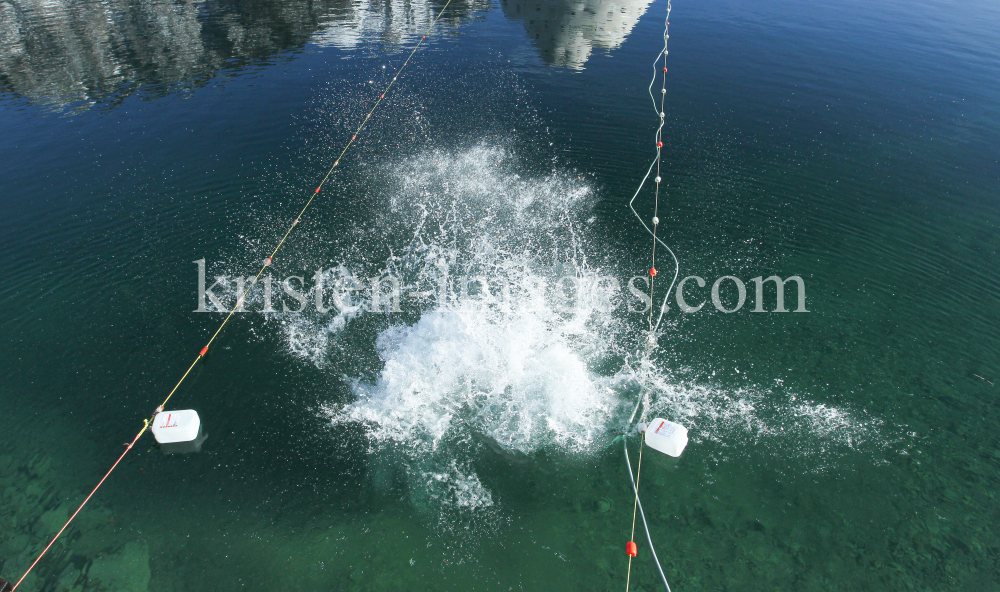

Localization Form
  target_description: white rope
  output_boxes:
[628,0,678,338]
[622,5,677,592]
[624,433,672,592]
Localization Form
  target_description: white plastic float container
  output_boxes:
[151,409,207,454]
[642,418,688,457]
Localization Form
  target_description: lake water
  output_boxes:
[1,0,999,590]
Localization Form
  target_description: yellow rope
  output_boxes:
[624,5,676,591]
[155,0,454,417]
[13,5,456,588]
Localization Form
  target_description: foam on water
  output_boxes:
[331,282,621,514]
[303,145,623,512]
[421,459,494,510]
[625,362,897,468]
[342,296,614,455]
[274,264,367,369]
[270,144,900,512]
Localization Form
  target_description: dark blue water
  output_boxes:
[2,0,999,590]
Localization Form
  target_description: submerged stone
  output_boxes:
[87,541,151,592]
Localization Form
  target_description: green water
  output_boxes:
[1,0,999,590]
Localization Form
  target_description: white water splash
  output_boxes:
[625,363,894,466]
[315,145,624,511]
[276,144,897,511]
[341,296,615,455]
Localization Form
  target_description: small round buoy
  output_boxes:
[626,541,637,557]
[655,176,661,183]
[660,112,665,118]
[657,141,663,148]
[662,67,667,72]
[264,257,273,266]
[652,216,659,225]
[649,268,658,277]
[661,88,666,94]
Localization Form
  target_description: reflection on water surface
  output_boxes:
[501,0,654,69]
[0,0,653,108]
[0,0,488,107]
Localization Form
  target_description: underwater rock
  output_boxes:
[0,446,123,591]
[54,563,83,592]
[87,541,151,592]
[24,483,46,504]
[34,503,70,537]
[74,527,117,559]
[27,455,52,479]
[13,572,38,592]
[73,506,116,557]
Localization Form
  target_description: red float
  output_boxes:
[650,268,658,277]
[626,541,637,557]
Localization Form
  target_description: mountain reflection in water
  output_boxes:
[0,0,654,107]
[0,0,486,108]
[501,0,654,70]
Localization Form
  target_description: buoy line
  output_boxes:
[625,435,672,592]
[623,2,678,592]
[630,0,680,341]
[8,2,455,588]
